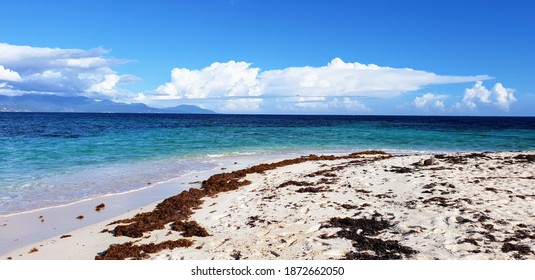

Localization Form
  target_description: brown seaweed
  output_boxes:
[322,216,417,260]
[96,151,391,259]
[171,221,210,237]
[95,239,194,260]
[95,203,105,212]
[296,186,330,193]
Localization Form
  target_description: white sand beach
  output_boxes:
[2,151,534,260]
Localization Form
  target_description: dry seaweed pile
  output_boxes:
[320,216,417,260]
[276,180,314,189]
[95,151,390,260]
[434,153,491,165]
[95,239,194,260]
[171,221,210,237]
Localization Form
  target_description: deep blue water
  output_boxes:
[1,113,534,214]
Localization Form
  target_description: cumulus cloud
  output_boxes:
[413,93,447,111]
[2,44,507,114]
[457,81,516,111]
[152,58,490,101]
[0,65,22,82]
[462,80,491,108]
[87,74,121,95]
[145,57,491,112]
[0,43,138,100]
[493,83,516,110]
[156,61,262,99]
[260,58,489,98]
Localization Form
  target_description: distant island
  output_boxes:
[0,94,216,114]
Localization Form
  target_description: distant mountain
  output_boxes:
[0,94,216,114]
[161,104,216,114]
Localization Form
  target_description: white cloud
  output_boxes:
[147,58,491,113]
[152,58,490,101]
[0,65,22,82]
[259,58,489,98]
[87,74,121,95]
[329,97,370,112]
[0,43,138,100]
[493,83,516,110]
[222,98,262,112]
[414,93,447,111]
[457,81,516,111]
[156,61,262,99]
[462,80,491,108]
[0,43,112,70]
[294,101,328,110]
[3,44,510,114]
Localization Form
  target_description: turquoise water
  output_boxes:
[1,113,534,214]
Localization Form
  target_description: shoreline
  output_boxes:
[0,153,286,255]
[1,148,444,218]
[1,148,518,217]
[0,150,346,255]
[2,150,535,260]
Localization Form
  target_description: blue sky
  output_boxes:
[0,0,533,115]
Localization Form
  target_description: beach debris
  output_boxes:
[501,242,532,255]
[28,247,39,254]
[513,154,535,163]
[318,177,338,184]
[434,153,491,165]
[306,170,337,178]
[60,235,72,239]
[321,216,417,260]
[418,156,438,166]
[459,238,479,246]
[95,239,194,260]
[422,196,451,207]
[270,250,280,257]
[340,204,359,210]
[455,216,472,224]
[230,250,242,260]
[504,227,535,242]
[386,166,413,173]
[95,203,106,212]
[485,187,499,193]
[371,212,383,222]
[262,195,277,200]
[76,215,84,220]
[296,186,330,193]
[100,228,109,233]
[38,215,44,223]
[322,217,390,236]
[171,220,210,237]
[277,180,314,189]
[246,215,266,227]
[6,257,12,260]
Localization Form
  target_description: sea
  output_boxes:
[1,113,534,215]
